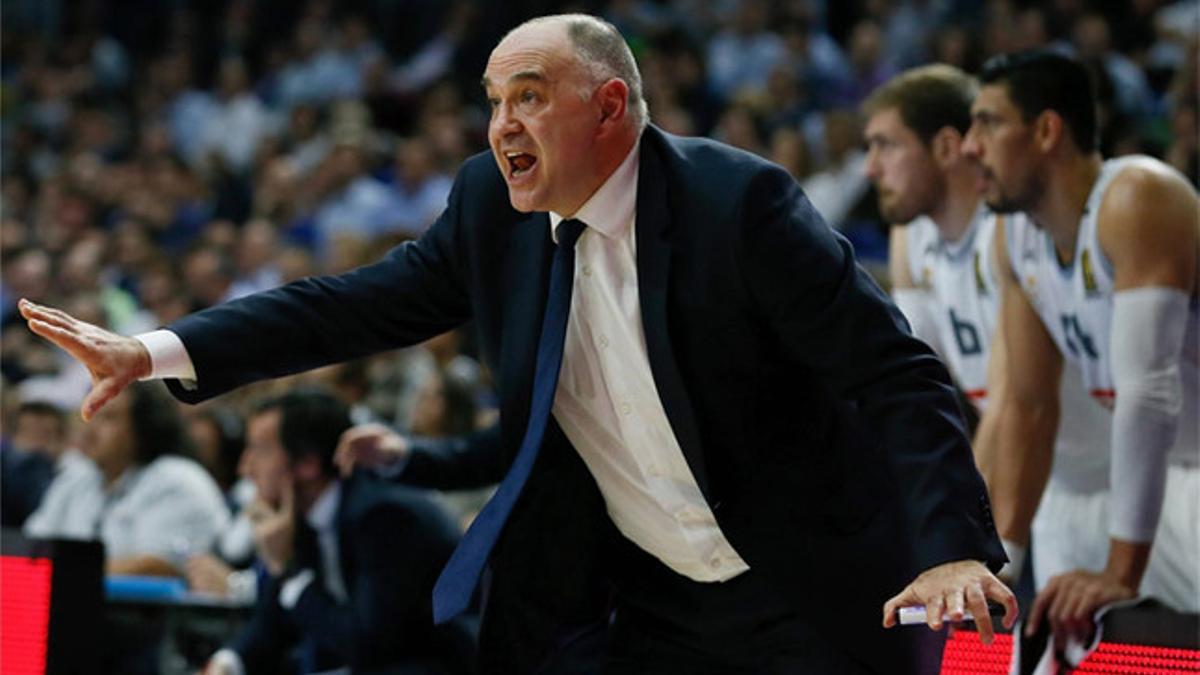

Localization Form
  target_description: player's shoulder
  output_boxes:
[1101,155,1195,214]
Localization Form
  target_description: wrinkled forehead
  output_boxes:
[483,22,576,89]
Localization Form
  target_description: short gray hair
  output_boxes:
[511,14,648,131]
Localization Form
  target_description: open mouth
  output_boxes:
[505,151,537,178]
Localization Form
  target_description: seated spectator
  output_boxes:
[24,382,229,576]
[1,400,68,526]
[204,389,474,675]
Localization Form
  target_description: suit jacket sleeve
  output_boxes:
[164,169,474,404]
[400,423,507,490]
[230,573,293,674]
[736,165,1004,572]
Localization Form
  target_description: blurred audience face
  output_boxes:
[484,21,620,215]
[13,404,67,459]
[240,408,291,508]
[410,373,448,437]
[863,107,942,223]
[80,390,136,480]
[963,84,1042,214]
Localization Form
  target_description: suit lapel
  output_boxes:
[498,212,555,454]
[635,132,710,500]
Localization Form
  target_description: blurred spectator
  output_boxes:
[24,382,230,576]
[203,389,474,675]
[706,0,786,100]
[801,109,870,228]
[0,400,68,527]
[183,244,237,310]
[198,57,276,175]
[382,137,454,236]
[228,218,283,299]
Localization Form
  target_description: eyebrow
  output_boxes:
[481,70,548,90]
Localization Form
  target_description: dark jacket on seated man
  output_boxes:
[223,391,475,675]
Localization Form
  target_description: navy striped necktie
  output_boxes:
[432,218,588,623]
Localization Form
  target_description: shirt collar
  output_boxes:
[549,139,640,242]
[306,481,342,533]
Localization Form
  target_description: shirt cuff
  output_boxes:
[133,330,197,382]
[209,648,245,675]
[279,568,315,609]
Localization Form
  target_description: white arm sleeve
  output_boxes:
[209,648,246,675]
[893,288,946,358]
[134,329,197,382]
[1109,287,1189,543]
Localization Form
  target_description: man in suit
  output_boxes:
[22,14,1015,673]
[204,389,473,675]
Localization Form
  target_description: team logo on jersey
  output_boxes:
[1024,275,1040,306]
[973,252,989,296]
[1081,248,1099,295]
[921,266,933,288]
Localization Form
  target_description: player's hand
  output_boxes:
[245,481,295,577]
[335,423,409,476]
[1026,569,1133,642]
[18,299,152,421]
[882,559,1018,644]
[186,554,234,596]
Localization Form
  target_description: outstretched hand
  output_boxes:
[882,559,1018,644]
[18,299,152,421]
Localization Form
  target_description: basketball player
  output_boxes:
[963,50,1199,641]
[863,64,1111,589]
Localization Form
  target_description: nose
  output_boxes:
[863,147,882,180]
[962,126,982,159]
[491,102,522,138]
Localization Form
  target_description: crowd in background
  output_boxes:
[0,0,1196,667]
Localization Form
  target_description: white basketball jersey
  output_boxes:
[905,205,1000,408]
[905,205,1113,490]
[1006,155,1200,465]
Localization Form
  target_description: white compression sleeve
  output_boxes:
[893,288,945,358]
[1109,287,1189,543]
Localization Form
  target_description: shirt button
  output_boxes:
[582,265,593,277]
[646,463,660,477]
[597,335,609,348]
[620,401,632,415]
[710,557,722,570]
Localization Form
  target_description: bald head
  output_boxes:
[499,14,647,132]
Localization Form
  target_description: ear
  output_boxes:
[596,78,630,129]
[1033,110,1065,153]
[930,126,963,170]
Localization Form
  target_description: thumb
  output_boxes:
[883,585,920,628]
[81,375,128,422]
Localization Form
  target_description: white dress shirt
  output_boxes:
[547,141,748,582]
[135,140,748,583]
[24,455,230,568]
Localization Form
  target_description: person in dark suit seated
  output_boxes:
[204,389,474,675]
[25,14,1015,673]
[1,401,63,527]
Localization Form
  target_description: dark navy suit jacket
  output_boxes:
[230,473,474,674]
[169,126,1004,673]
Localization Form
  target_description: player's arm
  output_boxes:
[888,225,945,356]
[971,266,1010,484]
[1094,163,1198,590]
[978,218,1062,574]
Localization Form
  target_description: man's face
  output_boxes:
[863,107,943,224]
[484,23,605,215]
[80,391,135,474]
[240,409,292,507]
[963,84,1042,214]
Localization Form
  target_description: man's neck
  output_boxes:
[558,129,639,219]
[1031,152,1103,265]
[297,476,335,516]
[930,174,982,244]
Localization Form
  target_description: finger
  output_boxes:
[19,300,77,328]
[27,318,85,352]
[334,436,355,476]
[280,477,295,514]
[882,585,920,628]
[946,587,966,623]
[81,376,128,422]
[966,582,995,644]
[927,593,946,631]
[1027,584,1055,636]
[984,575,1020,630]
